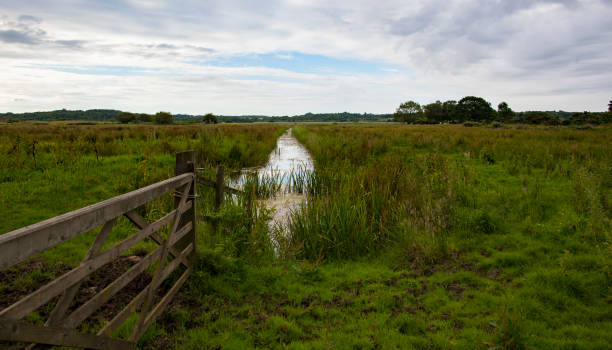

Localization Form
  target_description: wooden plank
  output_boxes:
[0,173,193,271]
[0,318,134,350]
[123,210,148,230]
[0,207,192,321]
[46,218,117,327]
[197,177,241,194]
[64,229,192,329]
[97,243,194,337]
[197,177,216,188]
[224,185,242,194]
[188,161,197,267]
[124,211,188,267]
[97,288,146,338]
[174,152,197,265]
[215,165,225,210]
[125,211,167,249]
[61,246,164,329]
[131,181,191,340]
[132,268,191,340]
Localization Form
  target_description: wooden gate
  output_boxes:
[0,151,198,349]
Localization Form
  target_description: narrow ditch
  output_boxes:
[234,128,314,229]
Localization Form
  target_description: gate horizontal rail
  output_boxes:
[0,150,199,349]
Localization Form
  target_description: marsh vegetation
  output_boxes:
[1,122,610,349]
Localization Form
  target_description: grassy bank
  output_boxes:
[0,122,286,346]
[284,124,611,348]
[143,123,610,349]
[1,123,610,349]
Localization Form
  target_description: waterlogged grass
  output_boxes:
[1,122,611,349]
[280,124,611,348]
[0,122,286,345]
[117,123,611,349]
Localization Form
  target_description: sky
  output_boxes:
[1,0,611,115]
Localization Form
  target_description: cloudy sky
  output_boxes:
[1,0,611,115]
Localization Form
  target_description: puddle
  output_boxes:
[234,128,313,229]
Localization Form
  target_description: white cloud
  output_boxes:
[1,0,611,114]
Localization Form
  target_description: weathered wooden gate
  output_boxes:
[0,151,199,349]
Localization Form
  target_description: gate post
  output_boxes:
[175,150,197,264]
[214,165,225,210]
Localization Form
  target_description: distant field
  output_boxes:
[1,122,610,349]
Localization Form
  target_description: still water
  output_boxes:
[236,128,313,228]
[258,128,314,182]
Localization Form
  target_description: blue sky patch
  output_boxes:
[194,51,404,76]
[31,64,162,76]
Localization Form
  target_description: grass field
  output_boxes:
[1,122,610,349]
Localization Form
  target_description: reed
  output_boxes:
[288,124,611,264]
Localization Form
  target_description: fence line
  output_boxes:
[0,150,251,349]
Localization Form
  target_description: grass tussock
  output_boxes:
[1,122,610,349]
[279,123,611,349]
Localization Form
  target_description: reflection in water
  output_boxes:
[259,128,314,183]
[235,128,314,228]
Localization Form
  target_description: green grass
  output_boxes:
[0,122,287,346]
[1,122,611,349]
[281,124,610,348]
[0,123,287,233]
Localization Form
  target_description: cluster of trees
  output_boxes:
[566,111,612,125]
[117,111,174,124]
[393,97,612,125]
[202,113,218,124]
[285,112,391,122]
[0,109,121,121]
[219,112,392,123]
[393,97,502,124]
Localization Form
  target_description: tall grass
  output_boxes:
[281,123,612,348]
[0,122,287,233]
[287,124,611,263]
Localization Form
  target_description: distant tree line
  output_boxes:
[2,101,610,125]
[393,97,612,125]
[116,111,174,124]
[217,112,392,123]
[0,109,121,121]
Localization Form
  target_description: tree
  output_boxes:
[423,101,444,123]
[522,111,560,125]
[497,102,515,122]
[569,111,611,125]
[202,113,218,124]
[154,111,173,124]
[441,100,457,122]
[455,96,496,122]
[608,100,611,112]
[393,101,424,124]
[116,112,134,124]
[136,113,152,122]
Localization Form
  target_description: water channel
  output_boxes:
[235,128,314,229]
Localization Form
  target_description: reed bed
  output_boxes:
[288,124,611,262]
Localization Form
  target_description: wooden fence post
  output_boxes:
[175,151,197,264]
[0,167,196,347]
[215,165,224,210]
